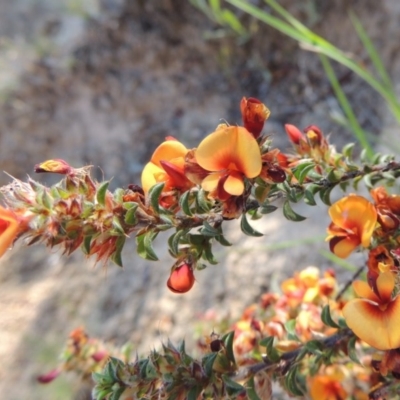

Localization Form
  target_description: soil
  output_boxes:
[0,0,400,399]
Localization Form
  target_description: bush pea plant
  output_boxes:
[1,97,400,399]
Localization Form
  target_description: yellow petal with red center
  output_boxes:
[223,171,245,196]
[195,126,261,178]
[343,297,400,350]
[352,280,380,303]
[329,235,360,258]
[141,162,166,194]
[150,140,188,168]
[328,195,377,247]
[201,172,224,193]
[376,271,395,304]
[0,207,19,258]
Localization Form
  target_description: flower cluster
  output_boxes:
[2,96,400,398]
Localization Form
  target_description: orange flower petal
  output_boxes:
[223,171,245,196]
[352,280,380,303]
[150,140,188,168]
[0,207,19,258]
[196,126,261,178]
[376,271,395,304]
[343,297,400,350]
[329,235,360,259]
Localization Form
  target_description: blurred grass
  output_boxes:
[191,0,400,159]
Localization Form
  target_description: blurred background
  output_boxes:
[0,0,399,398]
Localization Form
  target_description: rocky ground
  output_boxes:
[0,0,400,398]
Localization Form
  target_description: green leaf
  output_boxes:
[222,375,244,396]
[259,336,280,362]
[187,386,203,400]
[215,234,232,246]
[196,188,211,212]
[96,181,110,206]
[136,231,159,261]
[319,186,334,206]
[203,352,218,377]
[124,204,138,225]
[240,213,263,237]
[342,142,355,158]
[148,182,165,215]
[113,188,124,203]
[112,216,125,234]
[82,235,92,255]
[201,221,221,237]
[285,365,305,396]
[254,184,270,203]
[179,190,193,216]
[246,376,262,400]
[304,187,317,206]
[282,200,306,222]
[222,331,236,365]
[260,204,278,214]
[321,305,340,328]
[293,161,315,184]
[347,335,360,364]
[109,387,126,400]
[168,230,186,256]
[110,236,126,267]
[202,242,218,265]
[304,340,323,355]
[284,319,300,341]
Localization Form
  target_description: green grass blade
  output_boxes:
[349,11,393,92]
[226,0,400,125]
[319,249,360,273]
[319,54,374,159]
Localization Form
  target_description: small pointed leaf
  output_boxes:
[282,200,306,222]
[240,213,263,237]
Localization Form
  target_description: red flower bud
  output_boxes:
[284,124,304,145]
[304,125,323,145]
[240,97,270,139]
[37,368,61,384]
[167,263,195,293]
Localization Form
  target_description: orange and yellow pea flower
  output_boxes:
[327,195,377,259]
[195,125,262,200]
[0,206,21,258]
[141,138,193,194]
[343,271,400,350]
[308,365,348,400]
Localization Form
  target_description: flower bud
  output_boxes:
[37,368,61,384]
[167,263,195,293]
[284,124,304,145]
[0,206,20,258]
[240,97,270,138]
[34,159,72,175]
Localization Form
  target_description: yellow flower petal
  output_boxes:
[201,173,223,193]
[141,162,165,194]
[151,140,188,168]
[223,171,245,196]
[343,297,400,350]
[196,126,261,178]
